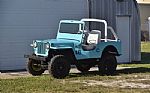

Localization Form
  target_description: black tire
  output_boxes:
[76,64,91,73]
[27,59,45,76]
[98,54,117,75]
[48,55,71,79]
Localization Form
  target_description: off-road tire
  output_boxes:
[76,64,91,73]
[48,55,71,79]
[27,59,45,76]
[98,54,117,75]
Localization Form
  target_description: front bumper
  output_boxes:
[24,55,46,61]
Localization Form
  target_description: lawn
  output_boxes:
[0,42,150,93]
[141,42,150,63]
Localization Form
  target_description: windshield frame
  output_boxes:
[58,20,85,34]
[56,20,85,43]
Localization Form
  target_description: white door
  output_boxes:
[116,16,131,63]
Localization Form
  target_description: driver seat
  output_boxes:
[82,30,101,51]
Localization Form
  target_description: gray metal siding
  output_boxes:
[131,0,141,61]
[0,0,88,70]
[91,0,116,29]
[90,0,141,62]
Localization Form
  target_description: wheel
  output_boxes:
[76,63,91,73]
[98,54,117,75]
[48,55,71,79]
[27,59,45,76]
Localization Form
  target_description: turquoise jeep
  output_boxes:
[25,18,121,78]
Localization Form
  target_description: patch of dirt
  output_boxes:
[0,67,135,79]
[0,72,31,79]
[70,76,150,89]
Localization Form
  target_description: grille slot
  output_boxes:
[37,42,46,54]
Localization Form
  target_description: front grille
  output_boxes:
[37,42,46,54]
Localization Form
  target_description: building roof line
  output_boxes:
[137,0,150,4]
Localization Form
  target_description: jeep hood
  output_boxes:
[36,39,80,49]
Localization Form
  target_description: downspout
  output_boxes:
[133,0,141,33]
[87,0,92,30]
[87,0,92,18]
[133,0,141,61]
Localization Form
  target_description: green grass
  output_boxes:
[141,42,150,63]
[0,42,150,93]
[0,74,150,93]
[116,41,150,70]
[141,42,150,52]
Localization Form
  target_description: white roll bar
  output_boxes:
[81,18,108,42]
[107,26,118,41]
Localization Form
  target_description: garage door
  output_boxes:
[0,0,88,70]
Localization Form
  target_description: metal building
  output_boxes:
[89,0,141,63]
[0,0,141,71]
[0,0,88,70]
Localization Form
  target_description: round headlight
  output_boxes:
[30,41,37,48]
[46,43,50,49]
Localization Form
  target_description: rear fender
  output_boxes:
[102,45,120,57]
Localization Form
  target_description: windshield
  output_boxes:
[59,23,83,34]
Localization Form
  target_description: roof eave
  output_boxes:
[137,2,150,4]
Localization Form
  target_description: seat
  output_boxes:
[89,30,101,43]
[82,30,101,51]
